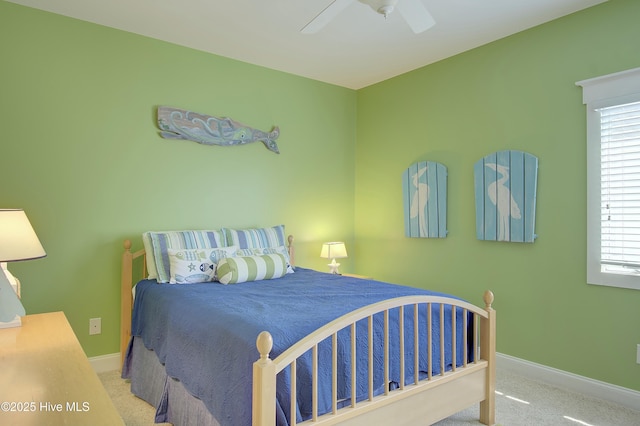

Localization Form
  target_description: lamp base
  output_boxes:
[0,266,25,327]
[1,262,20,297]
[328,259,341,275]
[0,315,21,329]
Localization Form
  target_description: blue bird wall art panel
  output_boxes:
[474,150,538,243]
[402,161,448,238]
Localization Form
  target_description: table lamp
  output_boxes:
[0,209,46,328]
[320,242,347,274]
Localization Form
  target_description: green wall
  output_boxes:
[2,0,640,393]
[355,0,640,391]
[0,2,356,357]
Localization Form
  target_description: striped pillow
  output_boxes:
[216,254,288,284]
[142,232,159,280]
[222,225,293,273]
[234,246,294,273]
[148,230,226,283]
[222,225,286,249]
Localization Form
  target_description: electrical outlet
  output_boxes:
[89,318,101,335]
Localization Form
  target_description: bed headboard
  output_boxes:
[119,235,295,366]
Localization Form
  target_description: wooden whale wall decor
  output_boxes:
[157,106,280,154]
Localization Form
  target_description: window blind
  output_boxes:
[599,100,640,269]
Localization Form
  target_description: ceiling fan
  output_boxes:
[301,0,436,34]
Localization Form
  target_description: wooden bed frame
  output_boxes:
[120,237,496,426]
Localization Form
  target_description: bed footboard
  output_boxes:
[253,292,496,426]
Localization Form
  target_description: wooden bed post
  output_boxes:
[479,290,496,425]
[120,240,134,368]
[287,235,295,268]
[253,331,276,426]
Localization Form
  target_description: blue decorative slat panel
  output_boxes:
[474,150,539,243]
[509,150,525,243]
[426,165,439,237]
[436,166,447,238]
[473,160,485,240]
[402,161,448,238]
[402,163,420,237]
[483,152,498,241]
[524,153,539,241]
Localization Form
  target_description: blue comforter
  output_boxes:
[122,268,469,426]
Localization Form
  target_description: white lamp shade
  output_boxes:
[320,242,347,259]
[0,209,46,262]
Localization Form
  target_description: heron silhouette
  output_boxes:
[410,165,429,236]
[485,163,521,241]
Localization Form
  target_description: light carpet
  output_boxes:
[99,368,640,425]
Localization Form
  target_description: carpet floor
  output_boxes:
[99,368,640,425]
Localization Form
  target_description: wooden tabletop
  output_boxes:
[0,312,123,425]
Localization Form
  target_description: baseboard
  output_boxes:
[497,352,640,412]
[89,352,121,373]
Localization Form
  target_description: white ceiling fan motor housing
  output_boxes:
[366,0,400,18]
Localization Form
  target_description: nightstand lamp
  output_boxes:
[0,209,46,328]
[320,242,347,274]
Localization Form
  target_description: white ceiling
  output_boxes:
[7,0,606,89]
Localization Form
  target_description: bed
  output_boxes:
[120,227,496,426]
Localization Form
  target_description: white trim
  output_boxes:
[89,352,121,373]
[497,352,640,412]
[577,68,640,290]
[577,67,640,105]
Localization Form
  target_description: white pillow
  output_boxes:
[168,246,238,284]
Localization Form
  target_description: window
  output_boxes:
[577,67,640,290]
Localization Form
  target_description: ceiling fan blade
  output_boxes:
[396,0,435,34]
[301,0,355,34]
